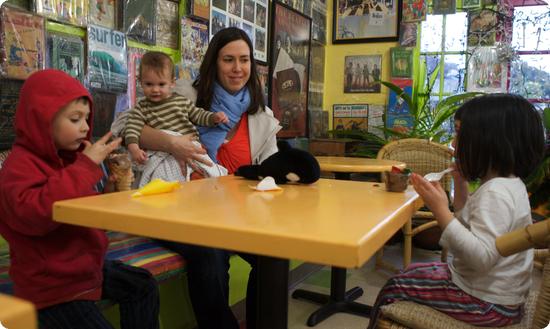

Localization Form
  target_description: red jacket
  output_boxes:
[0,70,108,309]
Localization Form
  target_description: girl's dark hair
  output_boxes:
[455,93,545,180]
[193,27,264,114]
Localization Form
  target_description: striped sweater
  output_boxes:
[124,93,216,145]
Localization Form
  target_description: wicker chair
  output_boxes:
[376,138,453,270]
[376,218,550,329]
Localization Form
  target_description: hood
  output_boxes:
[15,69,93,165]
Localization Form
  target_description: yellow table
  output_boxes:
[0,294,37,329]
[299,156,407,325]
[53,176,421,329]
[316,156,406,180]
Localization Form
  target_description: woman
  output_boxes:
[138,27,281,329]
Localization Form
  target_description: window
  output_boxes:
[420,13,468,98]
[509,4,550,106]
[419,13,468,134]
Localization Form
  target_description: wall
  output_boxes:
[323,0,399,128]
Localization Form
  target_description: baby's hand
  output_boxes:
[213,112,229,124]
[128,143,148,164]
[82,132,122,165]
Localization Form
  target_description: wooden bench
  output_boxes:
[0,231,187,302]
[0,149,190,319]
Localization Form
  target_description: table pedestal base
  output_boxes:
[292,267,371,327]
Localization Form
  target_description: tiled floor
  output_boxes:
[287,244,444,329]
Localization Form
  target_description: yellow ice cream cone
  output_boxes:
[131,179,181,197]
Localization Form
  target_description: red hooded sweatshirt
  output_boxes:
[0,70,108,309]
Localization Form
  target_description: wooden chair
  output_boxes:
[375,218,550,329]
[376,138,453,270]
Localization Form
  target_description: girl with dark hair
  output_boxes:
[368,93,545,328]
[136,27,281,329]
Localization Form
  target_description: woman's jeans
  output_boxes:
[158,240,258,329]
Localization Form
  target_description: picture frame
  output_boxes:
[333,104,369,131]
[467,9,497,46]
[462,0,481,9]
[390,47,413,78]
[402,0,426,23]
[209,0,269,63]
[432,0,456,15]
[190,0,211,20]
[343,55,382,93]
[333,0,400,44]
[269,1,311,138]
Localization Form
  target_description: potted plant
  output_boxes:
[380,64,484,143]
[526,107,550,219]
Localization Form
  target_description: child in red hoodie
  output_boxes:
[0,70,160,329]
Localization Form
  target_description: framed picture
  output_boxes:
[256,62,269,101]
[333,0,400,43]
[402,0,426,22]
[399,22,417,47]
[467,9,497,46]
[343,55,382,93]
[269,1,311,138]
[190,0,211,20]
[432,0,456,15]
[333,104,369,131]
[462,0,481,9]
[209,0,269,62]
[390,47,413,78]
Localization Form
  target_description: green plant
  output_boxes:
[380,64,483,143]
[525,107,550,215]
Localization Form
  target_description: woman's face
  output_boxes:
[216,40,251,94]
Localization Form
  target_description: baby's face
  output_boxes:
[140,67,175,103]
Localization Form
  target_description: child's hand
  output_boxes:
[213,112,229,124]
[82,132,122,165]
[410,173,454,229]
[128,143,148,164]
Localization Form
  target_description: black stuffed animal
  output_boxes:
[235,141,320,184]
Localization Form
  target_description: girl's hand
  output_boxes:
[82,132,122,165]
[410,173,454,229]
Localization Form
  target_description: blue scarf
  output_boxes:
[198,82,250,162]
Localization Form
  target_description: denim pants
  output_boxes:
[38,260,160,329]
[158,240,258,329]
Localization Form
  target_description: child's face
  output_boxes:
[451,119,461,153]
[52,99,90,151]
[140,67,175,103]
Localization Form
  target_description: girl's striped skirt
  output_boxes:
[368,262,523,329]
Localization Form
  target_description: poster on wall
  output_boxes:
[390,47,413,78]
[343,55,382,93]
[210,0,269,62]
[333,104,369,131]
[180,17,209,81]
[269,1,311,138]
[87,24,128,93]
[190,0,211,20]
[333,0,399,43]
[467,9,497,46]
